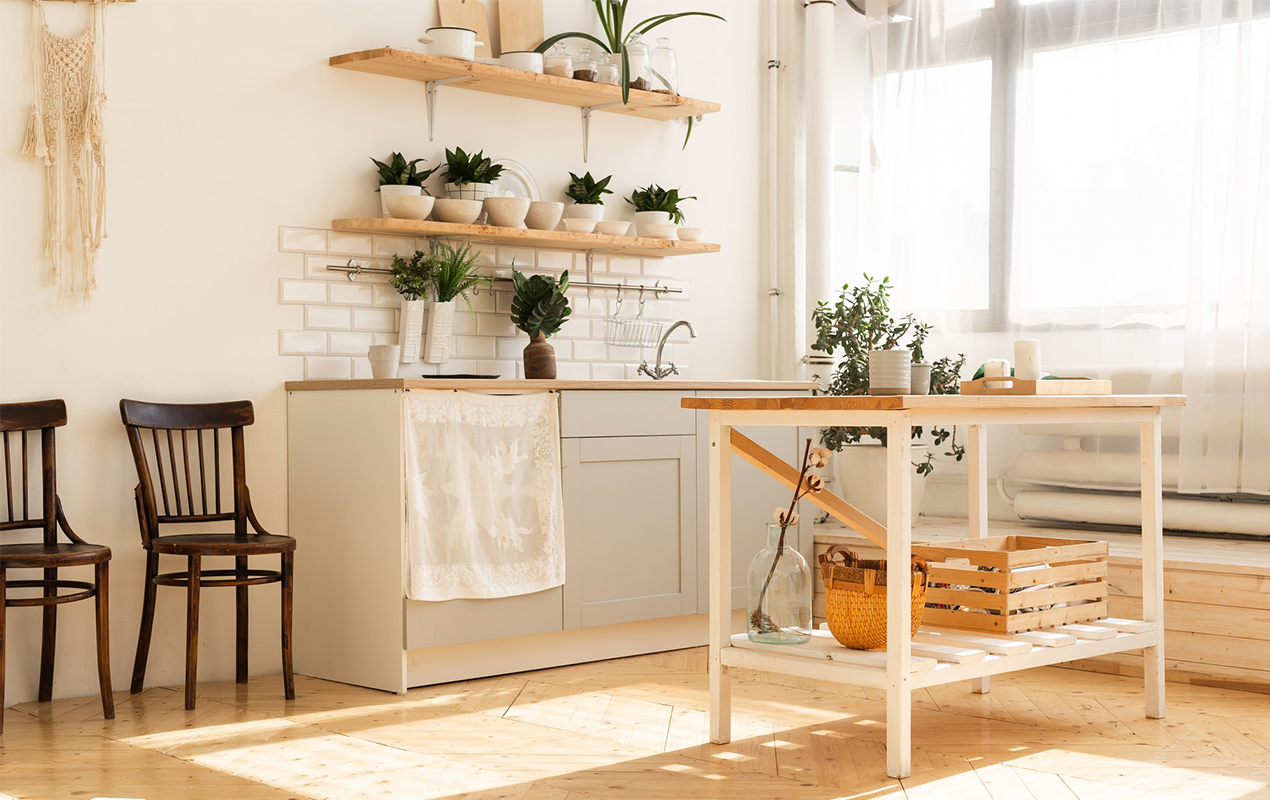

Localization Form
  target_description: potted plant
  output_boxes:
[389,249,436,364]
[810,275,967,523]
[510,269,572,379]
[423,241,491,363]
[562,171,613,222]
[533,1,724,146]
[443,147,504,201]
[372,152,438,217]
[627,184,694,236]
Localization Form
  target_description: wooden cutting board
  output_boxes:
[498,0,544,53]
[437,0,494,57]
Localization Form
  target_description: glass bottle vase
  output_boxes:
[746,522,812,644]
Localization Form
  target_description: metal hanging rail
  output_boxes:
[325,260,682,296]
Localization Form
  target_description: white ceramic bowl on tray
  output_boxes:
[562,218,599,234]
[596,220,631,236]
[383,194,435,221]
[644,223,679,240]
[525,201,564,231]
[676,226,706,242]
[483,197,531,228]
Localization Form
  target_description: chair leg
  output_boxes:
[38,566,57,703]
[95,562,115,721]
[1,568,8,735]
[185,556,201,711]
[281,551,294,701]
[236,556,248,684]
[131,551,159,694]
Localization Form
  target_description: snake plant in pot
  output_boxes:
[510,270,572,379]
[627,184,694,235]
[372,152,439,217]
[443,147,505,201]
[563,171,613,222]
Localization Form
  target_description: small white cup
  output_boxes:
[368,345,401,379]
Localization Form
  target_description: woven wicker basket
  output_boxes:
[818,545,929,650]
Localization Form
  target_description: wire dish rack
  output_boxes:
[602,294,664,348]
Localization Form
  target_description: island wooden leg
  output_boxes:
[1141,412,1165,718]
[967,424,991,695]
[885,416,913,779]
[709,414,733,744]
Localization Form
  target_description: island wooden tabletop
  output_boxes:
[681,394,1187,410]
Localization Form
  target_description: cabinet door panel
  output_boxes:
[562,435,697,628]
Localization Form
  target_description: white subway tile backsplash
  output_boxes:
[372,332,398,346]
[607,257,641,276]
[280,330,328,356]
[329,331,373,355]
[536,250,573,273]
[476,360,517,379]
[452,311,478,334]
[477,313,516,337]
[329,282,373,306]
[373,235,417,259]
[468,290,496,313]
[352,308,397,332]
[497,247,536,269]
[591,362,626,380]
[328,232,373,256]
[305,356,352,380]
[557,318,590,339]
[571,339,607,361]
[494,290,514,314]
[279,227,328,253]
[279,279,328,305]
[556,362,591,380]
[552,340,573,360]
[496,338,523,360]
[442,359,482,374]
[351,358,374,380]
[642,257,674,277]
[373,284,404,308]
[305,305,352,330]
[306,255,348,280]
[455,335,496,359]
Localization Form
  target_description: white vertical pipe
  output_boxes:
[767,0,781,378]
[804,0,837,366]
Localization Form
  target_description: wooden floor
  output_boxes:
[3,648,1269,800]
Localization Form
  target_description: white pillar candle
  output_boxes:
[1015,339,1041,381]
[984,358,1011,389]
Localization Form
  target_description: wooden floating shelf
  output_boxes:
[332,218,721,258]
[329,48,721,122]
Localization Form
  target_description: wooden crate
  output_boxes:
[911,535,1109,634]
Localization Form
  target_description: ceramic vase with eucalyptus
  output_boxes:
[746,522,812,645]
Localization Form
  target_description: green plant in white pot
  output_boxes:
[562,171,613,222]
[390,250,436,364]
[443,147,504,201]
[424,241,491,363]
[810,275,967,523]
[627,184,694,236]
[372,152,439,217]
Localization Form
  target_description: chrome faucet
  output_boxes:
[639,320,697,380]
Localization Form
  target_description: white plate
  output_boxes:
[489,159,540,201]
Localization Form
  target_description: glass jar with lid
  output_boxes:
[596,51,620,85]
[649,36,678,94]
[573,46,598,82]
[544,42,573,78]
[623,33,652,92]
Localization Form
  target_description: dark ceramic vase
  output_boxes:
[523,333,557,379]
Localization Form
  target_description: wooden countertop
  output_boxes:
[682,394,1186,410]
[285,379,818,392]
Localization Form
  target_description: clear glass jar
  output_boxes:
[597,52,620,85]
[746,523,812,645]
[573,46,598,82]
[544,42,573,78]
[649,36,678,95]
[623,33,652,92]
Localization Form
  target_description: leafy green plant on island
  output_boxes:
[510,270,572,339]
[627,184,695,224]
[371,152,439,193]
[811,274,968,475]
[444,147,505,186]
[565,171,614,205]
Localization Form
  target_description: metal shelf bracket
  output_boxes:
[580,103,620,162]
[426,76,473,141]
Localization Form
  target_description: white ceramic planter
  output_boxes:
[399,299,426,363]
[563,203,605,222]
[379,184,422,217]
[868,349,912,395]
[633,210,672,236]
[445,182,493,201]
[832,444,928,526]
[368,345,401,379]
[424,299,456,364]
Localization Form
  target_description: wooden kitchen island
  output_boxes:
[682,393,1186,779]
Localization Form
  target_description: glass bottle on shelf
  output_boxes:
[573,46,598,82]
[544,42,573,78]
[597,52,620,85]
[623,33,652,92]
[649,36,679,95]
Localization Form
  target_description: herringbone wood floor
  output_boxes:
[2,649,1267,800]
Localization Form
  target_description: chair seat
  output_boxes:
[0,542,111,568]
[149,533,296,556]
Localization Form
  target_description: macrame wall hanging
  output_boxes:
[22,0,119,307]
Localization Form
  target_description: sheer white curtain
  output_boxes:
[854,0,1270,495]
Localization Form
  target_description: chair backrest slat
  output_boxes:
[21,429,29,521]
[196,430,208,515]
[151,428,171,516]
[165,429,182,516]
[4,431,12,521]
[181,430,195,515]
[214,429,222,513]
[0,400,68,540]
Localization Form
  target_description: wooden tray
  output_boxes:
[961,376,1112,395]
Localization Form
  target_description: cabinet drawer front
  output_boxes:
[405,587,563,649]
[560,391,695,438]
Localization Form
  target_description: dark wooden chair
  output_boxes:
[1,400,114,734]
[119,399,294,711]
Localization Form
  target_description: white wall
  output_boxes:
[0,0,763,705]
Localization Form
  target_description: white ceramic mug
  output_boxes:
[418,27,484,61]
[368,345,402,379]
[499,51,544,73]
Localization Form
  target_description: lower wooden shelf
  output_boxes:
[333,218,721,258]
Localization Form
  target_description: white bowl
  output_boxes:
[525,201,564,231]
[499,51,544,73]
[676,226,706,242]
[383,194,435,221]
[483,197,531,228]
[596,220,631,236]
[562,218,599,234]
[432,198,484,225]
[644,223,679,240]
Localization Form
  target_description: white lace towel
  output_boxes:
[404,391,565,601]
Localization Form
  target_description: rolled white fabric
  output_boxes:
[1015,339,1041,380]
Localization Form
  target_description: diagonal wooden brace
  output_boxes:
[729,429,887,550]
